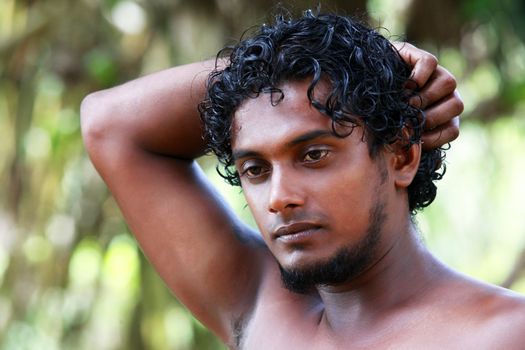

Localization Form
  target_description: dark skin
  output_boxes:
[81,44,525,349]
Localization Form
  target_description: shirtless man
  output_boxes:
[81,12,525,349]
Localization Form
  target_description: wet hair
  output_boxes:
[199,10,445,213]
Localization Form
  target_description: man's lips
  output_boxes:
[272,222,323,242]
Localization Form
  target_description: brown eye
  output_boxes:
[245,166,264,177]
[303,149,329,163]
[240,161,270,179]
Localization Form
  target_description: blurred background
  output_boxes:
[0,0,524,349]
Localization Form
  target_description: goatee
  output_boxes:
[279,199,386,294]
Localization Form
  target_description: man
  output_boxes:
[81,11,525,349]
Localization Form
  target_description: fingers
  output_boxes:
[396,41,459,111]
[423,91,464,130]
[395,41,463,150]
[393,42,438,89]
[421,117,460,151]
[410,66,457,109]
[420,90,463,150]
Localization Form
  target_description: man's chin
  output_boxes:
[278,247,368,294]
[278,228,382,294]
[277,193,386,294]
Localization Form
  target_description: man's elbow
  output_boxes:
[80,91,114,151]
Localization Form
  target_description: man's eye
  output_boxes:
[241,164,269,178]
[303,149,329,163]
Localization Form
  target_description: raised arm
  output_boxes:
[80,60,266,343]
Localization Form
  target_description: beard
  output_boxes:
[278,198,386,294]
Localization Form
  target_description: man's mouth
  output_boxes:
[272,222,323,243]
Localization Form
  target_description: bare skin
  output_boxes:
[81,44,525,349]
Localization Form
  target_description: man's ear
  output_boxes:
[390,141,421,189]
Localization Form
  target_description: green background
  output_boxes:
[1,0,524,349]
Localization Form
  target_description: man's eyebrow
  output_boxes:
[232,150,262,161]
[287,129,336,147]
[232,130,336,161]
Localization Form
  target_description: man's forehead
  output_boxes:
[231,79,363,152]
[231,81,331,147]
[233,79,332,127]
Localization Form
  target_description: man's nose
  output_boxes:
[267,168,304,214]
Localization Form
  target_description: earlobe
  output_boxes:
[392,142,421,188]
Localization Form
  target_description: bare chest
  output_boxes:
[238,304,514,350]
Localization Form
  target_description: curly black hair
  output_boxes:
[199,10,445,213]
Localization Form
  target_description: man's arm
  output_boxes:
[81,60,266,343]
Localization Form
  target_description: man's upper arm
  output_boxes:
[81,95,267,342]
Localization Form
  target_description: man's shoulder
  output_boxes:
[445,274,525,347]
[476,287,525,347]
[477,283,525,323]
[449,272,525,314]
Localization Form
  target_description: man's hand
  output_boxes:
[394,42,464,150]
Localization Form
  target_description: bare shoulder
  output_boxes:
[452,276,525,347]
[480,286,525,343]
[452,274,525,318]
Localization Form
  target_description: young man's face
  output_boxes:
[231,80,400,291]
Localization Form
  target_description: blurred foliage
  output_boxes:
[0,0,524,349]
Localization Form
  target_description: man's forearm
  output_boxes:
[81,60,218,160]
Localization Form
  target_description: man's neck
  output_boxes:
[315,224,451,333]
